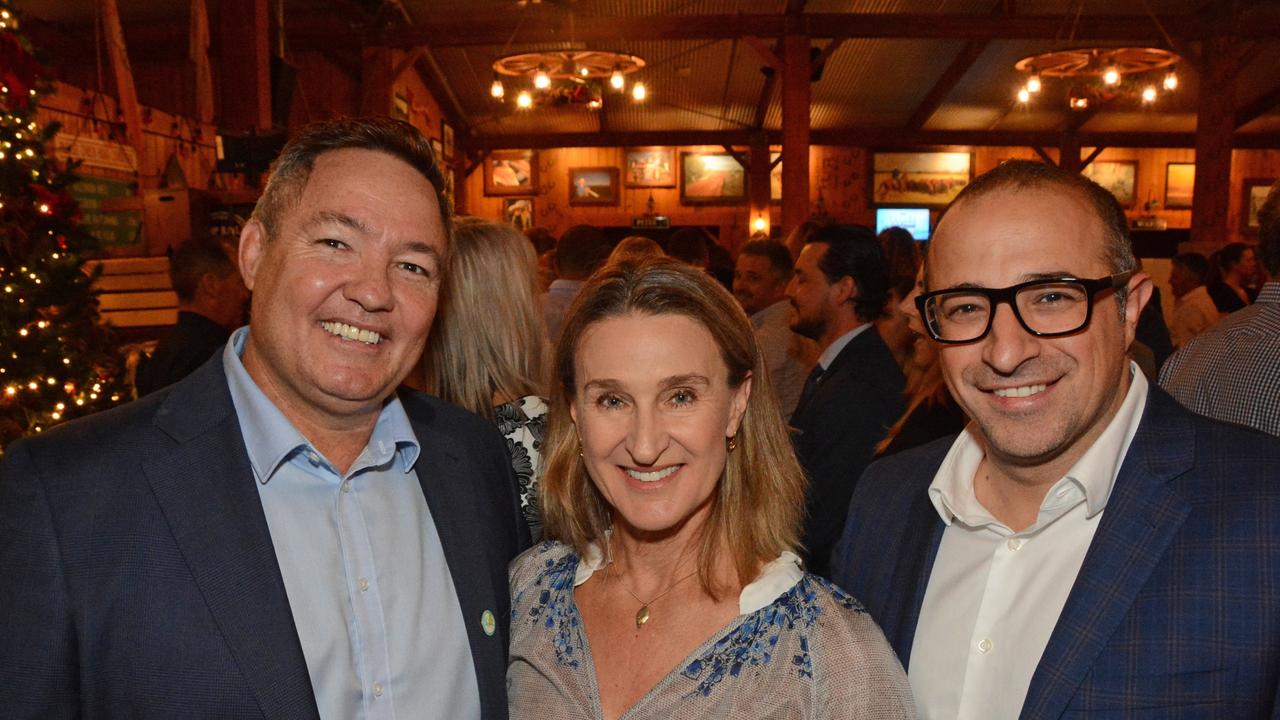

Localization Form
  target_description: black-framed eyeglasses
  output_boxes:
[914,270,1133,344]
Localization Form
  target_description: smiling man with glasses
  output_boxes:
[833,159,1280,719]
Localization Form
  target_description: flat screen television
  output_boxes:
[875,207,931,241]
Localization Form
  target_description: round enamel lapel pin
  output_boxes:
[481,610,496,637]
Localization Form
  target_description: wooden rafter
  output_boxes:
[907,39,988,131]
[1236,80,1280,130]
[381,13,1280,48]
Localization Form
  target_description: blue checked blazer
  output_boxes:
[0,356,529,719]
[832,386,1280,718]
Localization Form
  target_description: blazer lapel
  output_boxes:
[1020,390,1195,720]
[143,360,319,720]
[886,485,947,666]
[408,403,508,720]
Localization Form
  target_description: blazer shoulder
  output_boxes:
[5,389,174,474]
[399,389,500,442]
[854,435,955,506]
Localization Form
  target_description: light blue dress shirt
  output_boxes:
[222,327,480,720]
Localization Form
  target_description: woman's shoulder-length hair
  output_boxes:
[539,256,806,594]
[424,217,549,418]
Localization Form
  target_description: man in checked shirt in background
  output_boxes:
[1161,180,1280,437]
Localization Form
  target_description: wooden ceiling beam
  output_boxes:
[413,48,471,135]
[384,13,1280,48]
[469,128,1280,151]
[1236,81,1280,130]
[906,39,988,131]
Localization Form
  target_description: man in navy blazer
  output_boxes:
[0,118,529,719]
[834,160,1280,718]
[787,224,905,578]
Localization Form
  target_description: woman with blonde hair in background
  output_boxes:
[605,235,665,266]
[508,257,914,719]
[424,217,551,537]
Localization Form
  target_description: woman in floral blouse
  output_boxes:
[424,217,549,537]
[508,258,914,719]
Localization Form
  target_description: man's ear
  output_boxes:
[1123,272,1153,345]
[831,275,857,306]
[238,220,267,292]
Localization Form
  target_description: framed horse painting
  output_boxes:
[870,151,973,208]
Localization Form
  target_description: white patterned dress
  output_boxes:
[508,541,916,719]
[494,395,548,540]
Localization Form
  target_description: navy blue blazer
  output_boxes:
[0,356,529,719]
[833,386,1280,718]
[792,327,905,578]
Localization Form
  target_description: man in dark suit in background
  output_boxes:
[786,224,904,578]
[0,118,529,719]
[135,236,248,396]
[834,160,1280,718]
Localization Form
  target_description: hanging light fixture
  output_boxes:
[1013,47,1180,111]
[533,65,551,90]
[631,81,647,101]
[490,50,646,111]
[490,76,505,100]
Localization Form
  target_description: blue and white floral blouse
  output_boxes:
[508,541,915,719]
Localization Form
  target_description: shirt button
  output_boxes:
[358,577,369,592]
[1007,538,1023,551]
[341,480,352,494]
[306,451,320,465]
[1055,487,1070,498]
[978,638,993,654]
[373,682,384,697]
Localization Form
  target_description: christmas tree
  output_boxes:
[1,0,128,452]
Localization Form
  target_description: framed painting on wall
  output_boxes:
[624,147,676,187]
[429,139,443,165]
[680,152,746,205]
[1081,160,1137,208]
[770,152,782,202]
[871,151,972,207]
[441,121,455,160]
[485,150,537,196]
[569,167,620,206]
[503,198,534,231]
[1165,162,1195,209]
[1244,178,1276,232]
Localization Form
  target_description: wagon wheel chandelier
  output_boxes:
[489,49,648,110]
[1013,47,1181,111]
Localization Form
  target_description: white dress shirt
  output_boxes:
[909,364,1149,720]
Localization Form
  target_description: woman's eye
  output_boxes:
[670,389,696,405]
[597,394,625,409]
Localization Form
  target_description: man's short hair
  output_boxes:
[1259,181,1280,276]
[807,225,891,323]
[525,227,557,255]
[1218,242,1251,273]
[667,228,712,266]
[738,239,793,279]
[555,224,610,277]
[943,159,1137,278]
[1173,252,1211,285]
[251,117,449,243]
[170,237,236,303]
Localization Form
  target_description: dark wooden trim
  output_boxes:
[1236,81,1280,130]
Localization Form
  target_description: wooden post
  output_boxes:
[190,0,214,124]
[748,131,771,237]
[360,47,395,116]
[217,0,271,131]
[98,0,145,159]
[1058,131,1082,173]
[1191,36,1240,246]
[781,33,811,239]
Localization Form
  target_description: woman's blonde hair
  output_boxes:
[605,235,664,266]
[424,217,549,418]
[540,257,806,595]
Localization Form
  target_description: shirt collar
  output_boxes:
[817,322,871,371]
[928,361,1149,530]
[222,326,420,483]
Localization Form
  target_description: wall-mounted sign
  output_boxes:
[52,136,138,174]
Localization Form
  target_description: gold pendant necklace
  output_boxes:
[609,563,699,628]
